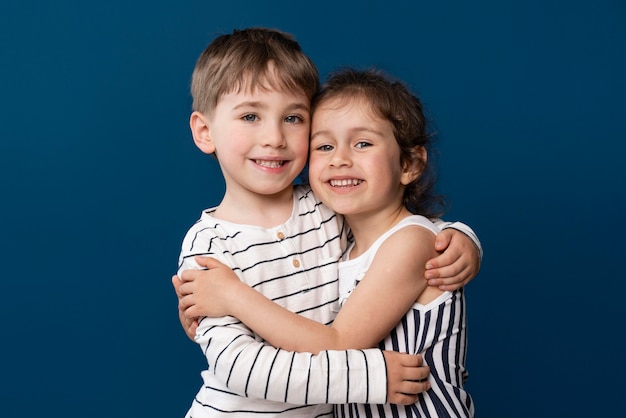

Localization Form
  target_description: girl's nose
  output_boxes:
[329,146,351,167]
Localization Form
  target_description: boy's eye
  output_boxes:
[242,114,258,122]
[285,114,304,124]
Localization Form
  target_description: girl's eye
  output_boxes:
[285,114,304,124]
[315,144,334,152]
[242,114,258,122]
[355,141,371,149]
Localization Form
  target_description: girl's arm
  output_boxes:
[179,225,437,354]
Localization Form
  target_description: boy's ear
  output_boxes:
[190,111,216,155]
[401,146,427,185]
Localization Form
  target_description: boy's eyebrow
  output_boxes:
[290,102,311,112]
[232,100,310,112]
[232,100,265,110]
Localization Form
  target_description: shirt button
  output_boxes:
[277,231,285,240]
[292,259,301,268]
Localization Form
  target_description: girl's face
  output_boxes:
[308,96,415,219]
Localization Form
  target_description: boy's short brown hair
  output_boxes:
[191,27,319,115]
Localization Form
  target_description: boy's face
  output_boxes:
[309,97,413,218]
[196,85,311,198]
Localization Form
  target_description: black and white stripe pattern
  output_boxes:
[178,185,389,417]
[335,216,474,417]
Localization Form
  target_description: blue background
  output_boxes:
[1,1,624,416]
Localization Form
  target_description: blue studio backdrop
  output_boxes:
[1,1,624,417]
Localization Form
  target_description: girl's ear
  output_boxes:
[401,146,427,185]
[190,111,216,155]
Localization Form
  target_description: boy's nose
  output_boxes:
[261,123,287,148]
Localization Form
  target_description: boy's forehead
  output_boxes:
[217,78,310,111]
[219,79,310,111]
[231,70,286,95]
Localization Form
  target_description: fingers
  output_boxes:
[425,251,462,275]
[400,352,423,367]
[188,319,199,339]
[426,260,465,281]
[426,249,478,289]
[425,250,463,282]
[172,275,182,297]
[179,283,200,313]
[388,380,432,405]
[178,280,193,296]
[178,293,192,311]
[175,278,199,342]
[194,256,224,269]
[177,279,195,310]
[397,354,429,380]
[180,269,196,282]
[177,307,196,341]
[178,293,201,323]
[386,369,431,405]
[183,304,200,320]
[434,228,454,252]
[384,351,431,405]
[425,228,480,290]
[388,392,419,406]
[427,265,472,290]
[180,262,220,283]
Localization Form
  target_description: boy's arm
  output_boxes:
[180,226,435,354]
[176,258,428,405]
[193,314,428,405]
[434,220,483,260]
[427,220,482,290]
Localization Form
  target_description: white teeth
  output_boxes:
[255,160,284,168]
[329,179,362,187]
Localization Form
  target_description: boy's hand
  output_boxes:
[425,229,480,290]
[172,275,198,341]
[383,351,430,405]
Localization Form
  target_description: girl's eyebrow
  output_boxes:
[349,126,384,136]
[311,126,383,140]
[310,129,329,141]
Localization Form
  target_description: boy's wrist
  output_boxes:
[441,222,483,262]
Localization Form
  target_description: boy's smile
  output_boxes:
[254,159,286,168]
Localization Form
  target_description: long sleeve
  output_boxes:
[195,316,388,405]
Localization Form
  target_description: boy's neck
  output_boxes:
[212,186,295,228]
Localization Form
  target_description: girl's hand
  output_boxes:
[178,257,242,319]
[172,274,198,341]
